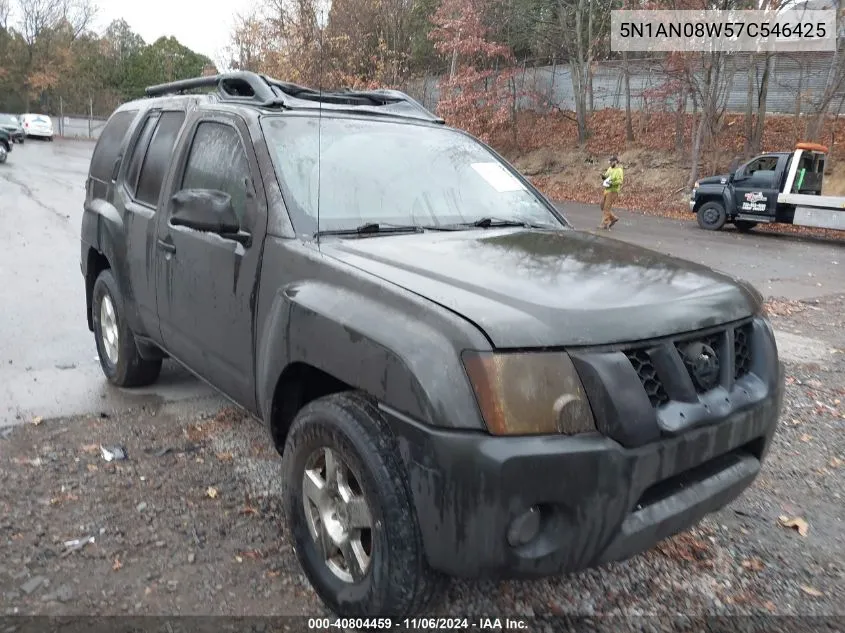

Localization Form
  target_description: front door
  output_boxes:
[154,114,268,410]
[733,155,779,219]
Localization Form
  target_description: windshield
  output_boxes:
[261,115,567,235]
[0,115,17,125]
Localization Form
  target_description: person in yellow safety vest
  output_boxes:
[600,155,623,230]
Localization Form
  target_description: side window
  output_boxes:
[89,110,137,182]
[181,121,252,224]
[135,111,187,207]
[125,114,158,197]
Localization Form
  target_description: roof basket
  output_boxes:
[144,71,444,124]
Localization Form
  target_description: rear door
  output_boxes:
[154,112,267,410]
[116,109,187,339]
[733,155,780,218]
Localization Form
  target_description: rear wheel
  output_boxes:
[697,201,727,231]
[735,220,757,232]
[281,392,444,618]
[92,269,162,387]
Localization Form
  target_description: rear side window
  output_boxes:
[135,111,186,207]
[125,114,158,196]
[89,110,137,182]
[181,122,251,223]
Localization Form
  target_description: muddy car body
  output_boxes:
[80,71,784,617]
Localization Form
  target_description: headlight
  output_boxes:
[461,351,596,436]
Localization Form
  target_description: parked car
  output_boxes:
[0,127,11,163]
[80,71,784,619]
[0,114,24,143]
[20,113,54,140]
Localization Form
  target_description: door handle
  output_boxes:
[157,239,176,254]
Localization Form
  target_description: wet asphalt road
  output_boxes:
[1,139,844,427]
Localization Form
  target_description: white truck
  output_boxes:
[690,142,845,232]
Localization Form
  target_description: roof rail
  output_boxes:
[145,72,277,102]
[144,70,444,124]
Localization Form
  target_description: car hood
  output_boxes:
[697,174,729,186]
[320,229,761,348]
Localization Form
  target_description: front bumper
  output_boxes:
[383,318,783,579]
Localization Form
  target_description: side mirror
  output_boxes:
[170,189,240,234]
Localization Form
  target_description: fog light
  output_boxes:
[507,506,541,547]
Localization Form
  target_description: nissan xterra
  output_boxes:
[81,71,784,618]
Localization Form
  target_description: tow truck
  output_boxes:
[690,142,845,232]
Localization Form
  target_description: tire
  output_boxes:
[91,269,162,387]
[0,144,7,164]
[281,392,444,618]
[696,201,727,231]
[735,220,757,232]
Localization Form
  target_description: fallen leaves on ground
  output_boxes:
[655,531,714,567]
[778,515,809,537]
[112,558,123,571]
[205,486,219,499]
[800,585,824,597]
[741,558,765,572]
[31,416,43,426]
[764,298,807,317]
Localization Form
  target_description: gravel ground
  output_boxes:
[1,298,843,631]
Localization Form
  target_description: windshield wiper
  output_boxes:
[467,217,555,229]
[315,222,425,237]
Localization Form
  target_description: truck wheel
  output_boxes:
[281,392,444,618]
[697,202,727,231]
[91,269,162,387]
[735,220,757,232]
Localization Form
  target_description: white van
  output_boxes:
[20,113,54,140]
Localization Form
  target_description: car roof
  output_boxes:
[117,71,445,127]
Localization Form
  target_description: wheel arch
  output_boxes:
[257,281,490,452]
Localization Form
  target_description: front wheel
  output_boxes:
[281,392,444,618]
[696,201,727,231]
[91,269,162,387]
[0,144,7,163]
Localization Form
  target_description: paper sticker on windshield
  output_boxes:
[471,162,526,192]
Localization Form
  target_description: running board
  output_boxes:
[736,214,774,223]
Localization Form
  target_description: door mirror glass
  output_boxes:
[170,189,240,234]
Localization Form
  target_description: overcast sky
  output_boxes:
[92,0,257,65]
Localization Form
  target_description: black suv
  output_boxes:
[81,71,783,618]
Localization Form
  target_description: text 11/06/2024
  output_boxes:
[307,617,529,630]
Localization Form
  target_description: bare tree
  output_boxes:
[623,50,633,141]
[805,46,845,140]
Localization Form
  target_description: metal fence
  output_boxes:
[404,51,844,116]
[55,115,108,140]
[48,51,844,139]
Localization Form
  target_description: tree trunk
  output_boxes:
[751,54,773,155]
[744,54,755,157]
[675,83,686,154]
[570,0,589,144]
[688,52,722,189]
[623,51,633,142]
[587,0,594,113]
[794,60,804,138]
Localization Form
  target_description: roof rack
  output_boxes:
[144,71,444,124]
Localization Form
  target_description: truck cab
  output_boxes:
[690,143,843,232]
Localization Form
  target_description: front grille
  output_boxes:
[734,323,752,379]
[625,349,670,408]
[625,321,754,408]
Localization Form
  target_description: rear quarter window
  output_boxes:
[89,110,138,182]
